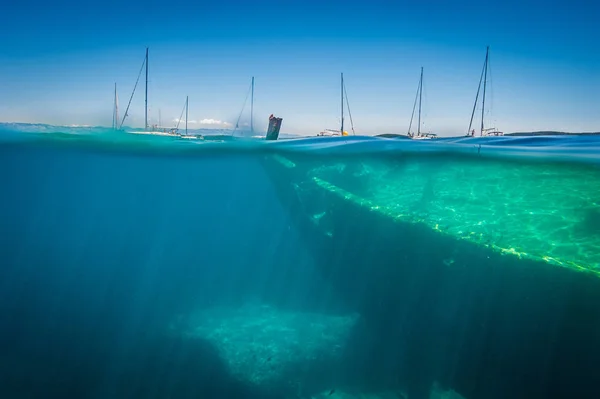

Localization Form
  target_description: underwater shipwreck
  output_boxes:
[3,131,600,398]
[255,148,600,399]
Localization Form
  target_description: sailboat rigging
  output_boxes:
[340,72,344,135]
[177,96,204,140]
[175,96,193,138]
[407,67,436,140]
[467,46,503,137]
[232,77,255,136]
[318,73,355,136]
[343,75,356,136]
[119,49,146,130]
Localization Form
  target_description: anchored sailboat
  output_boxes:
[408,67,436,140]
[119,48,179,136]
[467,46,503,137]
[318,73,355,136]
[176,95,203,139]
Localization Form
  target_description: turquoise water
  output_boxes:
[1,123,600,399]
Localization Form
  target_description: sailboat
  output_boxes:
[176,96,203,139]
[119,48,179,136]
[318,73,354,136]
[408,67,437,140]
[467,46,503,137]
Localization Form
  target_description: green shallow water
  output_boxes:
[278,154,600,276]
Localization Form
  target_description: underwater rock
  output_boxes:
[429,383,466,399]
[310,389,406,398]
[171,304,359,396]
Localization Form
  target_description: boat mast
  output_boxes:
[158,109,161,128]
[145,47,149,131]
[113,82,117,129]
[115,83,119,130]
[480,46,489,136]
[467,47,488,136]
[340,72,344,135]
[343,82,356,135]
[418,67,423,137]
[185,96,189,136]
[250,76,254,134]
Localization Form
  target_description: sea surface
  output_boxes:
[1,123,600,399]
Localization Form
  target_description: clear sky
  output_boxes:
[0,0,598,136]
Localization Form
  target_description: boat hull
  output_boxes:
[260,153,600,399]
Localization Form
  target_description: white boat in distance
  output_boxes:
[466,46,504,137]
[411,133,437,140]
[407,67,437,140]
[318,128,348,137]
[317,73,354,137]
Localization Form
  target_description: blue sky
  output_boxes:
[0,0,598,136]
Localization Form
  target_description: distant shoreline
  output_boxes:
[505,131,600,136]
[376,131,600,139]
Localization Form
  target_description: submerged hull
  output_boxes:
[260,152,600,399]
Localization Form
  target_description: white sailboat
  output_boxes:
[318,73,354,137]
[408,67,437,140]
[467,46,503,137]
[119,48,179,136]
[176,96,203,139]
[317,128,345,137]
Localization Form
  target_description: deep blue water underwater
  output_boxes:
[1,124,600,399]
